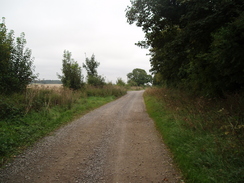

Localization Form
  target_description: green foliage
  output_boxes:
[86,85,126,97]
[116,77,126,86]
[82,54,105,86]
[152,73,164,86]
[126,0,244,96]
[83,54,100,76]
[207,12,244,93]
[127,68,152,86]
[58,50,84,90]
[0,18,36,94]
[0,95,24,120]
[144,87,244,183]
[87,75,105,87]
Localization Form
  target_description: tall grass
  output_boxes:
[0,84,126,166]
[85,84,127,97]
[144,87,244,183]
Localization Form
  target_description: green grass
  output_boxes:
[144,88,244,183]
[0,94,115,166]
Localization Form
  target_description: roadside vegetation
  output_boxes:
[144,87,244,183]
[127,2,244,181]
[0,84,126,166]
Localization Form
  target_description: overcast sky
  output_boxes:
[1,0,151,83]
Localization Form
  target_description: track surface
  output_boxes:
[0,91,181,183]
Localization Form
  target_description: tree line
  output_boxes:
[126,0,244,96]
[33,80,62,84]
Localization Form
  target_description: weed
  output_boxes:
[0,84,126,167]
[144,87,244,183]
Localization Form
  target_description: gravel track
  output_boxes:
[0,91,182,183]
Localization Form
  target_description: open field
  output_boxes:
[28,84,63,89]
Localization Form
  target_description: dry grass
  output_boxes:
[24,85,81,114]
[144,87,244,182]
[145,87,244,135]
[28,84,63,90]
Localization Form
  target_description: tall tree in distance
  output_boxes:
[116,78,126,86]
[83,54,105,87]
[127,68,152,86]
[83,54,99,77]
[58,50,83,90]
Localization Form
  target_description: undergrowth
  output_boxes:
[0,84,126,167]
[144,87,244,183]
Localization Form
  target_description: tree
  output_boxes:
[127,68,152,86]
[83,54,105,86]
[116,78,126,86]
[0,18,36,94]
[126,0,244,96]
[83,54,99,77]
[87,75,105,87]
[58,50,83,90]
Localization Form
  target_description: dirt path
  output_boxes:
[0,91,182,183]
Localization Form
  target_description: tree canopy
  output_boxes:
[116,77,126,86]
[127,68,152,86]
[83,54,105,87]
[58,50,83,90]
[0,18,36,94]
[126,0,244,96]
[83,54,100,77]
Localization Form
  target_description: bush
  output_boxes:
[85,85,126,97]
[0,95,24,120]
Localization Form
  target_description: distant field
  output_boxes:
[28,84,63,88]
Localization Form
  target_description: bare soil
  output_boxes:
[0,91,182,183]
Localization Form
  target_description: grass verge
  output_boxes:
[1,85,126,167]
[144,87,244,183]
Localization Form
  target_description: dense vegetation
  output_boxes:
[127,68,152,86]
[83,54,106,87]
[126,0,244,96]
[0,18,36,94]
[144,87,244,183]
[58,50,84,90]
